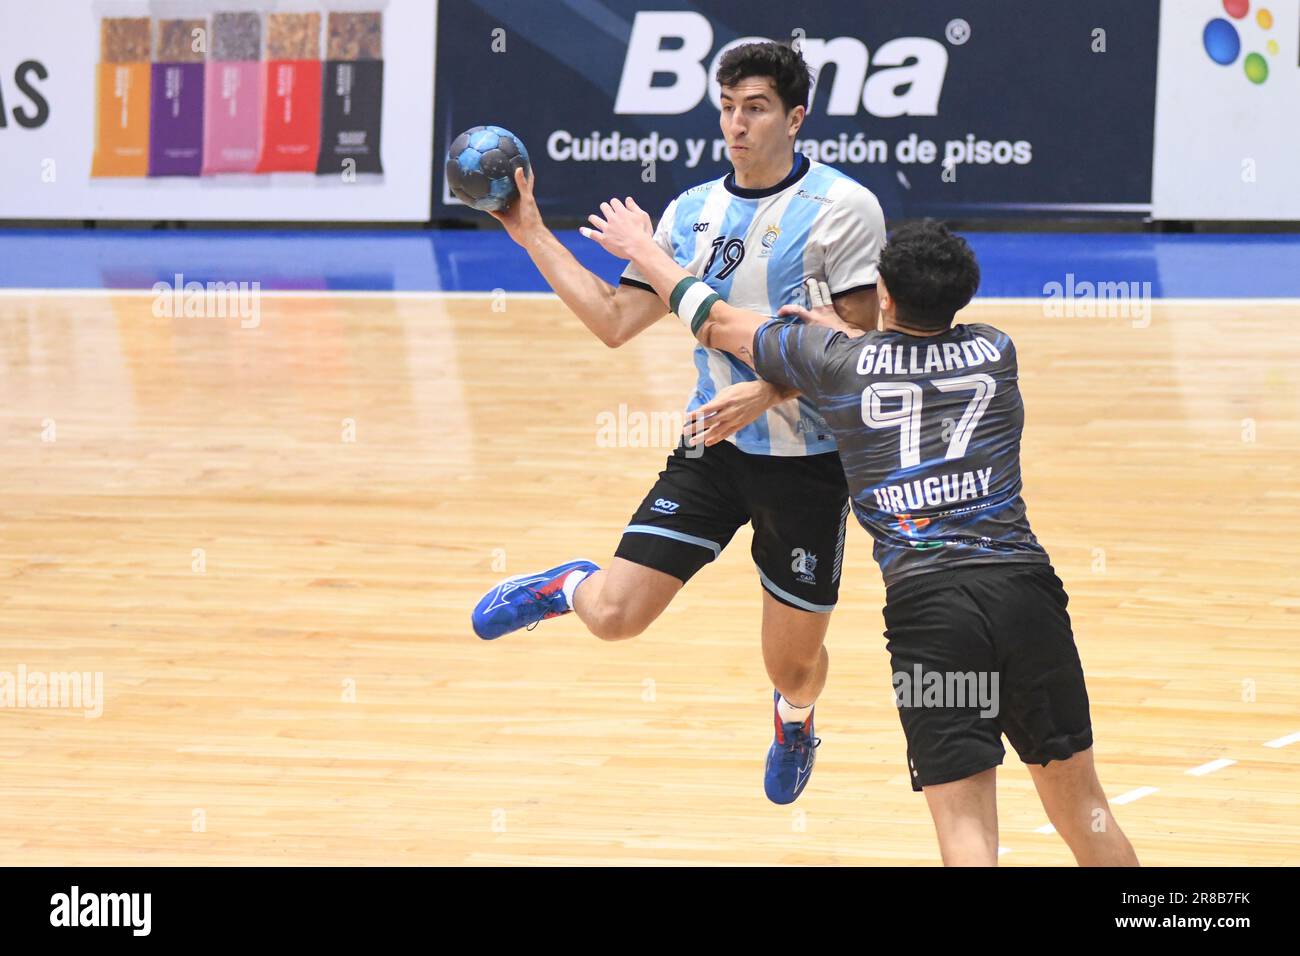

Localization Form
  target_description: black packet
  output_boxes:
[317,10,384,176]
[317,60,384,174]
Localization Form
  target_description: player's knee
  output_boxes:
[586,602,649,641]
[766,652,820,693]
[1036,767,1111,826]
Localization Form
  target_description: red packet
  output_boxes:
[257,10,322,172]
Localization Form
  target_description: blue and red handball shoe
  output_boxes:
[764,690,821,804]
[471,559,599,640]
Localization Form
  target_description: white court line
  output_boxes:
[997,846,1012,857]
[1112,786,1159,805]
[1186,758,1237,776]
[2,288,1300,306]
[1033,775,1193,835]
[0,288,560,301]
[1264,731,1300,749]
[969,298,1300,307]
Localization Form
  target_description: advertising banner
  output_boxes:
[1152,0,1300,219]
[434,0,1159,222]
[0,0,435,221]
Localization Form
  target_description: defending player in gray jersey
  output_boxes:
[751,316,1049,586]
[584,210,1139,867]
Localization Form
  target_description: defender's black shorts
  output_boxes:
[615,439,849,612]
[883,563,1093,791]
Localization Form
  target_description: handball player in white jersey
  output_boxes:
[471,42,884,805]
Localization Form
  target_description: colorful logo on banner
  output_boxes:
[1202,0,1278,84]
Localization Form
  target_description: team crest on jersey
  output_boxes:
[791,547,818,584]
[759,224,781,257]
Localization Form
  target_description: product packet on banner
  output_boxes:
[92,1,154,177]
[148,1,209,176]
[258,1,323,172]
[203,0,268,174]
[317,0,387,177]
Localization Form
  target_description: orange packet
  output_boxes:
[92,15,152,178]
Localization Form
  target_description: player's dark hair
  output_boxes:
[715,42,812,113]
[877,220,981,331]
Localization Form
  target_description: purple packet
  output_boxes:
[149,18,206,176]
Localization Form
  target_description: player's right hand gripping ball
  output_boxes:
[446,126,531,212]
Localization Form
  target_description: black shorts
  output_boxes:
[883,563,1093,791]
[615,439,849,612]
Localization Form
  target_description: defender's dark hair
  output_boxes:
[877,220,981,330]
[715,42,812,113]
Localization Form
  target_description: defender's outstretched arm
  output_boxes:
[582,197,772,367]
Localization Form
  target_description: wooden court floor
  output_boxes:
[0,291,1296,865]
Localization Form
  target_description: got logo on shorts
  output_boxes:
[791,547,818,585]
[651,498,680,514]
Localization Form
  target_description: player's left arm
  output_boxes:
[821,187,886,331]
[831,287,878,331]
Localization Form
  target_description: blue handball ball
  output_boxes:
[446,125,531,212]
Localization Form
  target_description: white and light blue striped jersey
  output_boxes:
[620,152,885,457]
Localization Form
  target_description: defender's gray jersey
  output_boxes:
[752,319,1049,586]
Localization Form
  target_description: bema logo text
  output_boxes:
[0,60,50,129]
[615,12,949,117]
